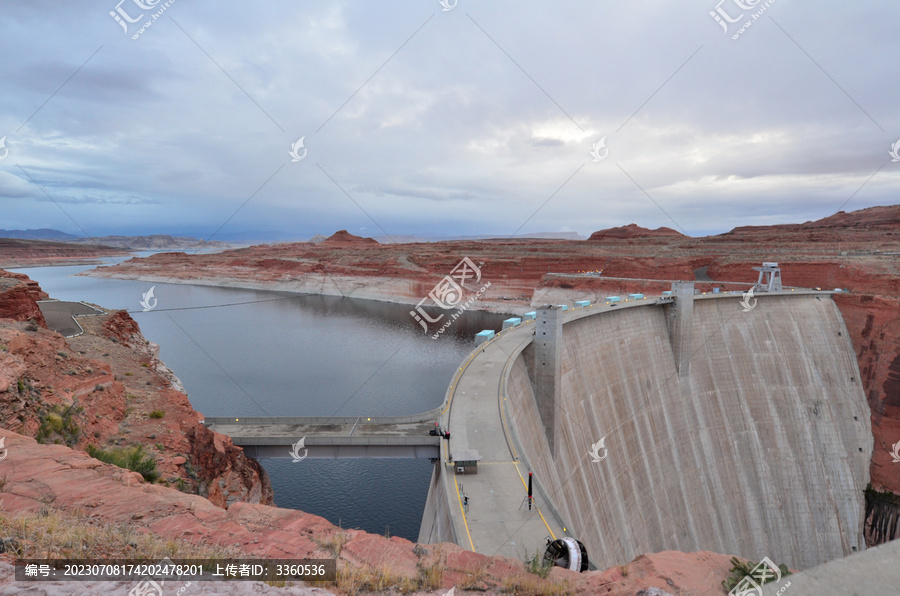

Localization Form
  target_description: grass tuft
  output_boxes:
[501,574,571,596]
[524,548,553,578]
[315,530,349,558]
[0,508,239,561]
[36,403,82,447]
[86,444,159,482]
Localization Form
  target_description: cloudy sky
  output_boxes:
[1,0,898,240]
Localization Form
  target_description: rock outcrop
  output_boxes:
[317,229,380,247]
[587,223,685,241]
[0,270,48,326]
[0,274,272,509]
[0,431,738,594]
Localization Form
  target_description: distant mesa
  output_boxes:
[797,204,900,229]
[0,229,230,250]
[587,223,686,242]
[318,230,379,247]
[0,228,78,240]
[724,204,900,235]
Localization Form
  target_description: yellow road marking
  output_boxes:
[453,472,475,551]
[446,326,554,548]
[496,339,556,540]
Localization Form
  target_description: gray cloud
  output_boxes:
[0,0,897,238]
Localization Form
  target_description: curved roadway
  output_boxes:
[439,314,566,561]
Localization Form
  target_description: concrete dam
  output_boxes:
[421,286,872,573]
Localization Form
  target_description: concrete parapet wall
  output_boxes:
[506,294,871,571]
[204,409,443,427]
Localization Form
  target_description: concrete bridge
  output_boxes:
[204,415,443,459]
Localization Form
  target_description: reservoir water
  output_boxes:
[10,257,507,541]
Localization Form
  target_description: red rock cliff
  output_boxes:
[0,270,48,326]
[0,270,272,508]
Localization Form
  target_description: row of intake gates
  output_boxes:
[473,293,654,345]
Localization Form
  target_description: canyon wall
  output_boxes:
[506,295,871,571]
[0,271,273,508]
[0,270,48,326]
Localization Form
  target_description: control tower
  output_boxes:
[752,262,782,292]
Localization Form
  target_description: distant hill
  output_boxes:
[0,229,79,240]
[0,238,126,268]
[63,235,230,250]
[723,204,900,235]
[0,230,230,250]
[587,224,686,242]
[371,231,584,243]
[317,230,379,247]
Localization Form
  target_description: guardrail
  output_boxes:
[229,436,441,446]
[204,411,443,426]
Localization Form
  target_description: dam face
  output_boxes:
[507,294,871,570]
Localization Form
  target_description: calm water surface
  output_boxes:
[11,257,507,540]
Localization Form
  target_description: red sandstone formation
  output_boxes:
[587,223,686,241]
[0,277,272,508]
[0,238,126,268]
[0,270,48,326]
[318,229,380,247]
[0,430,737,594]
